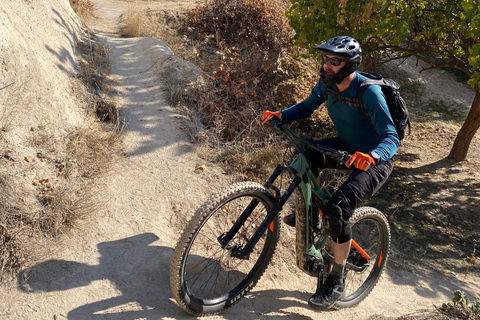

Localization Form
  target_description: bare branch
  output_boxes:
[364,37,472,76]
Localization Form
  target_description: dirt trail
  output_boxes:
[1,1,478,319]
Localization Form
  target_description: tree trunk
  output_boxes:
[448,88,480,161]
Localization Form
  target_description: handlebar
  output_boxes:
[272,120,351,166]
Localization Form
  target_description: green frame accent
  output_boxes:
[289,153,331,258]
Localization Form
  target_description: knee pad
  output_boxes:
[322,202,344,241]
[322,200,352,243]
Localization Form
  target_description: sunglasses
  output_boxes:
[322,56,347,66]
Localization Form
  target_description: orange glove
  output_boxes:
[346,152,376,171]
[261,110,282,125]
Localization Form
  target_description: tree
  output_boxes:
[286,0,480,161]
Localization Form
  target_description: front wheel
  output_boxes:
[327,206,391,308]
[170,182,280,316]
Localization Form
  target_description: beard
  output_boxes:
[319,62,357,87]
[320,64,343,87]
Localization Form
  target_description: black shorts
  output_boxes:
[307,137,394,242]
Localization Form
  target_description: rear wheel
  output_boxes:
[324,206,391,308]
[170,182,280,316]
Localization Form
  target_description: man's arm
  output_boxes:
[362,86,400,164]
[280,79,327,123]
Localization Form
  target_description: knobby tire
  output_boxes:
[294,187,311,275]
[295,190,390,308]
[170,182,280,316]
[334,206,391,308]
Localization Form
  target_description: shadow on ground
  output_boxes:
[16,229,478,320]
[368,156,479,279]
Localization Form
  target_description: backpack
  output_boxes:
[324,72,411,140]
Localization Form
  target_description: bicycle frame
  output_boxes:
[289,152,331,258]
[219,150,330,269]
[219,122,372,276]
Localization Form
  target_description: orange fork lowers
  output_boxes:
[351,239,371,261]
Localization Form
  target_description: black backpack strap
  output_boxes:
[354,85,370,117]
[360,78,389,88]
[324,87,363,109]
[324,87,370,118]
[356,76,392,117]
[324,75,384,119]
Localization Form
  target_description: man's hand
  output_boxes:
[346,152,376,171]
[261,110,282,125]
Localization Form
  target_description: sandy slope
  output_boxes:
[1,1,478,319]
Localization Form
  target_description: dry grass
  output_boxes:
[118,4,194,65]
[67,125,124,179]
[0,175,26,276]
[77,35,112,93]
[0,79,32,135]
[0,116,123,280]
[120,5,143,38]
[0,3,124,279]
[69,0,96,21]
[0,85,15,133]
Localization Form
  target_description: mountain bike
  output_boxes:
[169,120,391,316]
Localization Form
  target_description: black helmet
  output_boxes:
[314,36,362,86]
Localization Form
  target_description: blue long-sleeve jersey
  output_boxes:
[280,71,399,164]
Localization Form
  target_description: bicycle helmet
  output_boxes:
[314,36,362,87]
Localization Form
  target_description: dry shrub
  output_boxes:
[69,0,96,21]
[186,0,291,54]
[0,225,23,277]
[120,6,143,38]
[184,0,294,95]
[74,33,124,179]
[0,120,123,278]
[173,0,323,179]
[36,187,99,235]
[119,6,178,42]
[147,11,197,63]
[76,33,122,128]
[94,97,119,124]
[0,177,25,277]
[77,36,112,93]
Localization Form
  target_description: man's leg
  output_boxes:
[309,240,351,308]
[309,199,350,309]
[309,159,394,309]
[333,159,394,212]
[333,240,351,265]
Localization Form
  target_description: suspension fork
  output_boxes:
[218,165,300,260]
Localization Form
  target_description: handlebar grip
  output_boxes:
[272,119,283,127]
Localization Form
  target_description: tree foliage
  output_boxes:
[286,0,480,160]
[287,0,480,83]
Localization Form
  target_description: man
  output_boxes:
[261,36,399,309]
